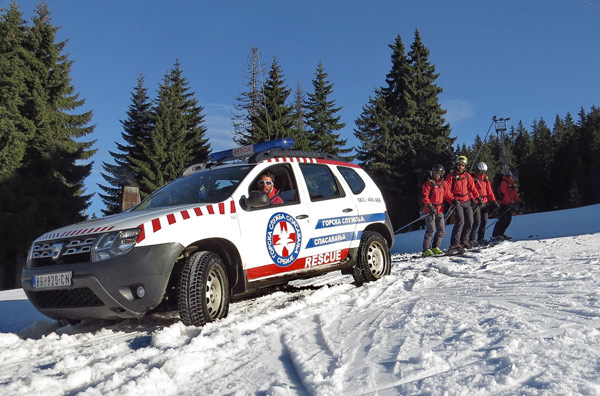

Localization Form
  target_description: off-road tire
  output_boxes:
[178,251,230,326]
[352,231,391,286]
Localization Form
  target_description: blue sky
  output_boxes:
[8,0,600,217]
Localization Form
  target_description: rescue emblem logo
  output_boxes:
[266,212,302,267]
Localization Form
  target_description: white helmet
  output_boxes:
[477,162,488,171]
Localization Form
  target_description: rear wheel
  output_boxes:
[352,231,391,286]
[178,251,230,326]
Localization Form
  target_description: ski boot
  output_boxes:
[431,247,444,255]
[446,245,465,256]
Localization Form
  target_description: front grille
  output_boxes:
[28,288,104,308]
[30,236,97,268]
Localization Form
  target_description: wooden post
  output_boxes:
[121,186,141,211]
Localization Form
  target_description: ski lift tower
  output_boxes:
[493,115,511,173]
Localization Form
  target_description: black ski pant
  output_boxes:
[450,200,473,247]
[470,203,491,241]
[492,204,513,237]
[423,212,446,251]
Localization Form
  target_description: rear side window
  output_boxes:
[299,164,344,201]
[337,166,365,195]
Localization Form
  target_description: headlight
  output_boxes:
[92,228,141,262]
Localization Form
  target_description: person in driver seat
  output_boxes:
[258,171,284,205]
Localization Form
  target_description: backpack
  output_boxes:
[492,173,504,201]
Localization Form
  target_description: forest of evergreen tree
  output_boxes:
[1,3,599,289]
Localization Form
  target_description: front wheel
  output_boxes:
[178,251,230,326]
[352,231,391,286]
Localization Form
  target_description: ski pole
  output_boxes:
[486,206,513,229]
[444,204,457,223]
[394,213,429,234]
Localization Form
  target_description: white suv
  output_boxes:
[22,139,394,326]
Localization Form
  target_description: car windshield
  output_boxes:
[132,164,254,211]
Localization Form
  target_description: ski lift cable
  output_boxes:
[469,119,496,172]
[577,0,600,11]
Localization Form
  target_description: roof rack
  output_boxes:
[249,149,345,163]
[180,138,348,177]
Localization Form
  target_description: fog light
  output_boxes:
[135,285,145,298]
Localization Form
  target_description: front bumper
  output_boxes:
[21,243,184,321]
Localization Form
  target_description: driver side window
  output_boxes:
[249,164,300,207]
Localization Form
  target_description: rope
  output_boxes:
[394,213,429,234]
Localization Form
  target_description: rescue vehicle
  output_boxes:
[22,139,394,326]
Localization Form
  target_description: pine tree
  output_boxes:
[98,75,153,215]
[232,47,264,146]
[511,121,533,207]
[0,3,95,288]
[304,62,350,158]
[550,114,577,208]
[0,3,34,180]
[355,35,409,229]
[248,57,293,143]
[381,34,413,124]
[132,61,210,197]
[355,90,398,179]
[403,30,454,170]
[19,2,96,223]
[356,32,454,229]
[468,135,496,173]
[575,106,600,205]
[290,82,311,151]
[528,119,554,211]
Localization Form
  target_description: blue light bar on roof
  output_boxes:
[209,138,295,163]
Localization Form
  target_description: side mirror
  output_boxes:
[240,190,270,209]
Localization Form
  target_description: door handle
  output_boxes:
[296,214,309,219]
[343,208,354,213]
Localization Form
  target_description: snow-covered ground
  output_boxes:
[2,205,600,395]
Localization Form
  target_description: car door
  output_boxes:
[296,162,358,269]
[236,163,313,283]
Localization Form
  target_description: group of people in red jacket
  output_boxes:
[421,155,522,256]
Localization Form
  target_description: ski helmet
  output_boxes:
[431,164,444,173]
[477,162,488,171]
[456,156,467,166]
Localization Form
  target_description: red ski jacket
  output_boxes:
[496,175,521,205]
[445,169,479,203]
[472,173,496,203]
[422,178,453,214]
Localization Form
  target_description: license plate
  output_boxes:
[32,272,72,289]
